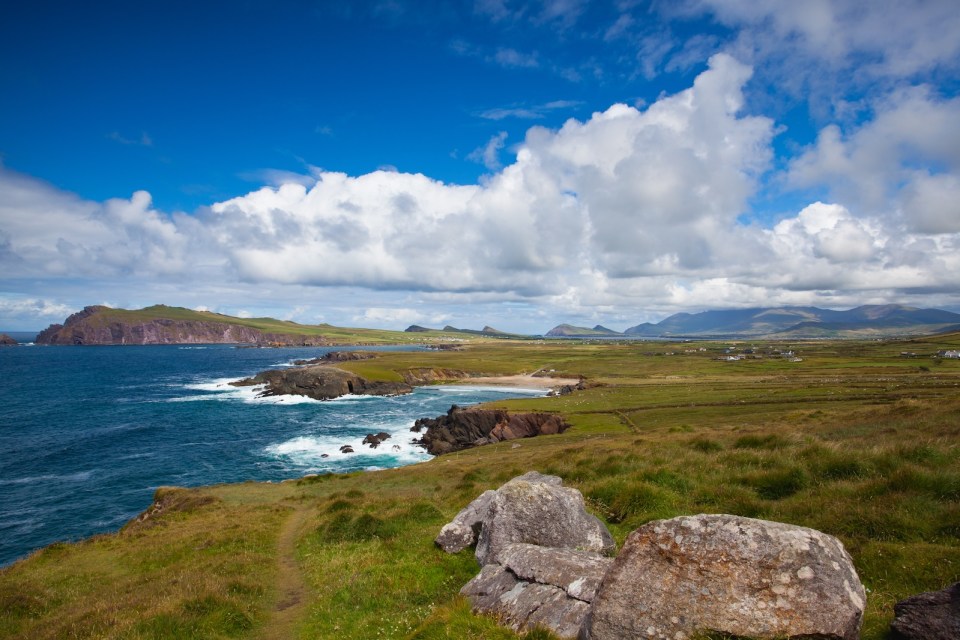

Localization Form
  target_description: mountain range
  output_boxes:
[547,305,960,339]
[29,303,960,345]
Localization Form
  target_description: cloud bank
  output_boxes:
[2,53,958,330]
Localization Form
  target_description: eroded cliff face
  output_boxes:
[412,405,570,455]
[35,306,330,346]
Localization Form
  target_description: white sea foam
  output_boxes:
[264,419,432,469]
[183,377,245,392]
[0,470,94,486]
[171,377,323,404]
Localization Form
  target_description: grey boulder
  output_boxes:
[475,473,615,565]
[584,514,866,640]
[462,543,613,639]
[890,582,960,640]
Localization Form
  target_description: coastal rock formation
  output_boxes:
[231,365,412,401]
[37,305,330,346]
[583,514,866,640]
[0,333,17,346]
[442,472,615,639]
[293,351,377,365]
[890,582,960,640]
[413,406,570,455]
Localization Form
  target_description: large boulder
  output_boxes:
[461,543,613,639]
[476,472,615,566]
[584,514,865,640]
[890,582,960,640]
[441,472,617,639]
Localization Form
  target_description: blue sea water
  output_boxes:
[0,344,546,567]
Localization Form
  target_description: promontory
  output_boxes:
[36,305,337,346]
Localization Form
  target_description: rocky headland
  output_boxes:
[0,333,18,346]
[36,305,331,346]
[230,364,412,401]
[412,405,570,455]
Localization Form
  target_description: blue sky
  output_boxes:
[1,0,959,332]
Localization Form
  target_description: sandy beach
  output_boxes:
[452,374,580,389]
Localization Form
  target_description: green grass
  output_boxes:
[2,334,960,638]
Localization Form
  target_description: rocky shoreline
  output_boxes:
[232,351,574,456]
[411,405,570,455]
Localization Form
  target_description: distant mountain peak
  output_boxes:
[546,324,622,337]
[404,325,431,332]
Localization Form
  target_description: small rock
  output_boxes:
[890,582,960,640]
[435,490,496,553]
[362,432,392,448]
[339,445,354,454]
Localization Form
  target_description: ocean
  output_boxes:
[0,343,546,567]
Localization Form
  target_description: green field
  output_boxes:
[2,333,959,639]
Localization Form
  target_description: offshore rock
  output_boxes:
[413,406,569,455]
[476,472,615,566]
[293,351,377,365]
[890,582,960,640]
[583,514,866,640]
[0,333,18,346]
[232,365,412,401]
[362,432,392,448]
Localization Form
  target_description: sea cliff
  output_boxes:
[36,305,331,346]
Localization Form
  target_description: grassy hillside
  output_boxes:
[79,305,515,346]
[3,333,960,639]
